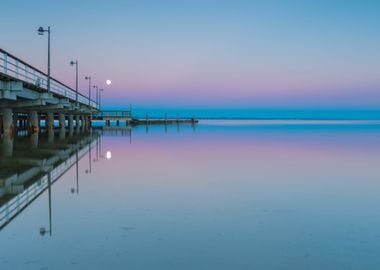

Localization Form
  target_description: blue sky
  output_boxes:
[1,0,380,118]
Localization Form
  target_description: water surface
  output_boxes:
[1,120,380,270]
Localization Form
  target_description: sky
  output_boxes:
[1,0,380,118]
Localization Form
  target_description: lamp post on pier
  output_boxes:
[93,85,99,108]
[70,60,78,103]
[85,76,92,106]
[37,26,51,94]
[99,88,104,111]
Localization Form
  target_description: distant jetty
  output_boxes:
[93,110,198,126]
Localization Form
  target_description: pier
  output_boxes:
[93,110,198,126]
[0,48,98,139]
[0,47,198,141]
[93,110,131,126]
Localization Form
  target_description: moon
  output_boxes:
[106,79,112,85]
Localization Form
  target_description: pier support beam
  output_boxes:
[58,112,65,140]
[75,115,80,134]
[38,114,42,132]
[29,111,39,133]
[47,112,54,130]
[58,113,65,129]
[13,112,18,132]
[47,112,54,143]
[68,114,74,136]
[81,115,88,132]
[0,108,14,157]
[29,110,39,148]
[80,115,86,132]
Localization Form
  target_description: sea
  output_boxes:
[1,119,380,270]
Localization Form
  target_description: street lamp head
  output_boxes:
[38,27,45,35]
[100,88,104,92]
[70,60,75,66]
[93,85,97,89]
[85,76,90,80]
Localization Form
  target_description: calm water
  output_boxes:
[1,120,380,270]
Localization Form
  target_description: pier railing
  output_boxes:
[95,110,132,118]
[0,48,98,110]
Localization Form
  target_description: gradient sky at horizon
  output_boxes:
[1,0,379,116]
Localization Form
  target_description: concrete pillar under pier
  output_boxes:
[58,112,66,140]
[68,114,74,136]
[38,114,42,133]
[0,108,14,157]
[58,113,65,129]
[13,112,18,132]
[29,111,39,133]
[29,111,39,148]
[47,112,54,130]
[47,112,54,143]
[85,115,89,130]
[81,115,86,132]
[86,115,89,129]
[75,115,80,134]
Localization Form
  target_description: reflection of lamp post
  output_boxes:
[71,150,79,194]
[70,60,78,103]
[85,142,92,174]
[99,134,105,159]
[37,26,51,94]
[40,173,52,236]
[94,135,99,162]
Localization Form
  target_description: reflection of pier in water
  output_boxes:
[96,121,196,137]
[0,131,99,231]
[99,126,132,136]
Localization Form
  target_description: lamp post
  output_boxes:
[99,89,104,111]
[38,26,51,93]
[93,85,99,107]
[85,76,92,129]
[70,60,78,103]
[85,76,92,106]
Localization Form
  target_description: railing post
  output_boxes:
[3,53,7,74]
[15,60,19,79]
